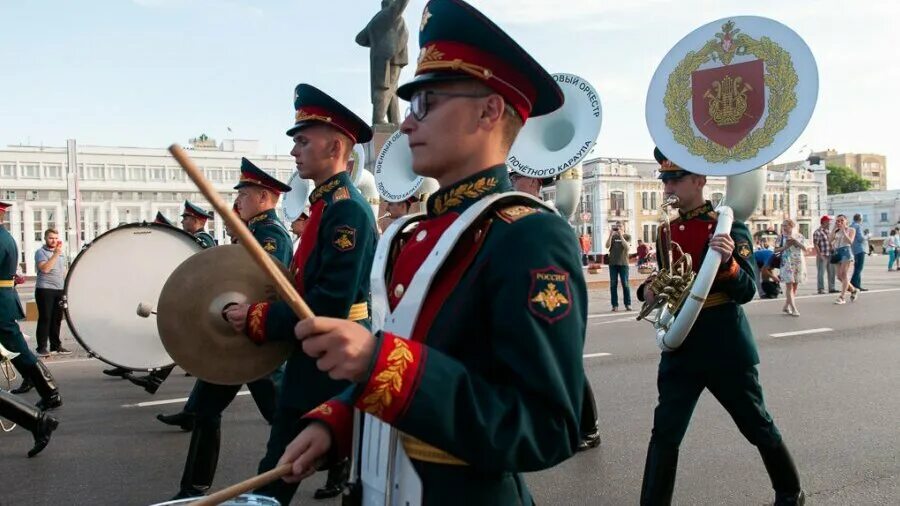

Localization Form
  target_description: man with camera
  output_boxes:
[606,221,632,311]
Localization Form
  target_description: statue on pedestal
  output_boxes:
[356,0,410,127]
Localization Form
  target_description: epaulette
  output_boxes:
[333,187,350,202]
[495,203,540,224]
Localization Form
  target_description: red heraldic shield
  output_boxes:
[691,59,765,148]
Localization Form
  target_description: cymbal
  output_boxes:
[156,245,293,385]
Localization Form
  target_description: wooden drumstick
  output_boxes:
[168,144,314,321]
[189,463,293,506]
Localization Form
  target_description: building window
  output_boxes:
[642,192,649,209]
[84,165,104,180]
[29,190,39,201]
[128,166,146,180]
[643,223,658,243]
[651,192,658,209]
[109,165,126,181]
[22,164,39,178]
[798,194,809,211]
[207,168,223,183]
[610,191,625,211]
[799,223,810,238]
[863,214,868,223]
[44,164,62,179]
[149,166,166,181]
[0,163,15,177]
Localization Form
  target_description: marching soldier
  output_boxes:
[165,161,293,500]
[223,83,377,503]
[0,201,63,413]
[637,148,804,505]
[0,388,58,457]
[181,201,217,248]
[273,1,587,503]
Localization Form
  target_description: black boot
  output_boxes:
[10,376,34,394]
[172,421,220,499]
[759,442,804,505]
[157,411,195,431]
[577,426,602,452]
[640,442,679,506]
[23,361,62,411]
[315,459,350,499]
[125,372,163,394]
[102,367,130,378]
[0,389,59,457]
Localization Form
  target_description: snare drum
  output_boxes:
[150,493,280,505]
[63,222,204,371]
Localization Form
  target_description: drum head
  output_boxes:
[64,223,203,370]
[150,493,280,505]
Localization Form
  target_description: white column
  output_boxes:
[23,204,35,276]
[626,181,636,253]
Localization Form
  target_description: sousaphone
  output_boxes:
[642,16,818,351]
[373,130,439,204]
[508,72,602,219]
[282,172,311,223]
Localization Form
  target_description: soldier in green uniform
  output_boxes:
[223,83,377,503]
[636,148,804,505]
[272,2,587,504]
[0,201,63,413]
[165,163,293,500]
[180,201,217,248]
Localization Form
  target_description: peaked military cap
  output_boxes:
[234,157,293,193]
[654,147,692,181]
[396,0,564,122]
[0,201,12,211]
[181,200,213,220]
[154,211,174,227]
[287,84,373,144]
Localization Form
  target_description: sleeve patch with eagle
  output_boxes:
[333,225,357,252]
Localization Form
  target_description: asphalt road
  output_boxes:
[3,257,898,505]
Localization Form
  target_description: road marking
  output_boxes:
[42,358,93,365]
[583,352,612,359]
[770,328,833,338]
[589,310,637,319]
[123,390,250,408]
[590,317,637,326]
[752,287,900,304]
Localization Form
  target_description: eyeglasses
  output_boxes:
[406,89,491,121]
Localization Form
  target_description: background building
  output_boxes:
[803,148,887,190]
[0,137,297,275]
[828,190,900,238]
[544,156,828,254]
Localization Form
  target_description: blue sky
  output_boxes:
[1,0,897,188]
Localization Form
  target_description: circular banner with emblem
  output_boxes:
[646,16,818,176]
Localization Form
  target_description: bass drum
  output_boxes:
[63,222,204,371]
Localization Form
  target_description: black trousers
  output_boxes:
[650,365,782,448]
[581,378,598,435]
[255,407,304,505]
[34,288,64,351]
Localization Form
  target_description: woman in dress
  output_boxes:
[774,218,808,316]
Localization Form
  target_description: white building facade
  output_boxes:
[827,190,900,238]
[0,139,297,275]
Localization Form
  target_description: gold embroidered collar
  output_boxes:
[310,172,350,204]
[427,165,509,217]
[679,201,715,221]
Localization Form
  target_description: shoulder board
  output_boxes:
[333,187,350,202]
[495,204,541,224]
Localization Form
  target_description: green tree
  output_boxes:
[826,164,871,195]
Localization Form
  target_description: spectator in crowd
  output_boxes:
[34,229,70,357]
[864,229,873,256]
[636,239,650,267]
[813,215,837,294]
[605,221,631,311]
[832,214,860,304]
[759,256,781,299]
[850,214,867,291]
[774,218,807,316]
[579,233,592,266]
[753,244,776,298]
[888,228,900,271]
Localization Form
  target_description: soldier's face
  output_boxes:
[663,175,705,208]
[401,82,489,179]
[291,217,308,237]
[235,188,263,221]
[181,216,199,233]
[291,126,339,181]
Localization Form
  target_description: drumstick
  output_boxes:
[189,463,293,506]
[168,144,314,321]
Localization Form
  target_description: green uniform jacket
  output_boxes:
[305,166,587,504]
[0,227,24,322]
[246,209,292,267]
[246,171,376,412]
[194,230,216,248]
[639,201,759,372]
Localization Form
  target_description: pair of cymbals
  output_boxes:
[156,245,294,385]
